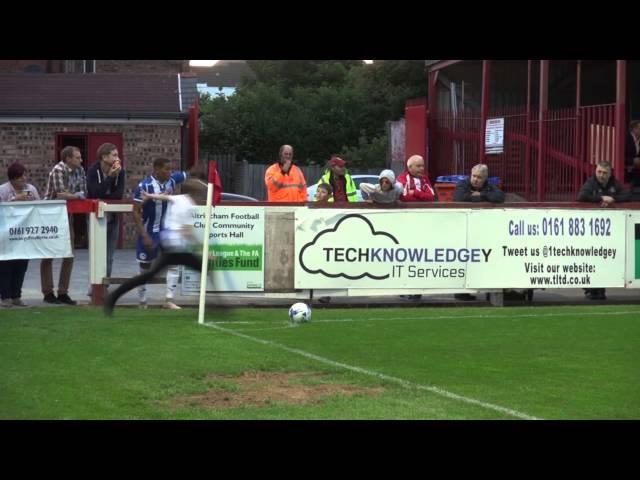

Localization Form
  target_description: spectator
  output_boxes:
[316,156,357,202]
[453,164,505,203]
[398,155,436,202]
[450,164,504,301]
[86,143,125,295]
[396,155,436,301]
[265,144,307,202]
[624,119,640,188]
[105,179,209,316]
[360,169,403,204]
[133,157,187,309]
[40,146,87,305]
[313,181,334,304]
[314,182,333,203]
[0,163,41,307]
[578,160,630,301]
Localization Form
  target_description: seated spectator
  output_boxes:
[0,162,41,307]
[453,164,505,203]
[397,155,435,301]
[313,182,335,304]
[578,160,630,300]
[451,164,504,301]
[624,120,640,187]
[360,170,403,204]
[314,183,333,203]
[397,155,436,202]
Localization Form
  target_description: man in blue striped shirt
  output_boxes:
[132,157,187,309]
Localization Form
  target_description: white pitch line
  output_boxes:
[202,321,541,420]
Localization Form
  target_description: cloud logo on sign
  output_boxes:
[299,214,399,280]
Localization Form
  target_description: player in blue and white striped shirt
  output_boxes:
[132,157,187,309]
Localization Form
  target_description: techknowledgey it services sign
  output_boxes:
[295,210,480,288]
[295,208,627,290]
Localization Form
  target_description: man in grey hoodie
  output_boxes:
[360,169,403,204]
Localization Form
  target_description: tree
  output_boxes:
[200,60,426,168]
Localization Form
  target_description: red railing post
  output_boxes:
[537,60,549,201]
[427,70,438,173]
[615,60,627,181]
[525,60,532,199]
[574,61,582,194]
[480,60,491,165]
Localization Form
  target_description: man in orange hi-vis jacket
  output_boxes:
[264,144,308,202]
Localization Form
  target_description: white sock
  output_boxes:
[166,266,180,300]
[138,263,150,303]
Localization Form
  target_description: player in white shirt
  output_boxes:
[104,179,209,316]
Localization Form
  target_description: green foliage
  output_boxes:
[200,60,426,168]
[245,60,360,91]
[339,131,389,169]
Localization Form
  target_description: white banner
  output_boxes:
[467,209,626,288]
[0,200,72,260]
[182,206,265,293]
[295,209,627,289]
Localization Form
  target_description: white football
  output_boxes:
[289,302,312,324]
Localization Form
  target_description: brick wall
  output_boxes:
[0,60,51,73]
[0,122,183,247]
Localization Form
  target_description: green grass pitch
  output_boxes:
[0,304,638,419]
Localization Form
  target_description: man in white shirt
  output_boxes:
[104,179,209,316]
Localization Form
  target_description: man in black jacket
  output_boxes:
[577,161,629,300]
[450,164,506,301]
[86,143,125,289]
[624,120,640,187]
[453,164,505,203]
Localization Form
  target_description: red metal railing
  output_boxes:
[429,103,616,201]
[430,110,481,179]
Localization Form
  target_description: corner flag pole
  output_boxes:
[198,181,213,325]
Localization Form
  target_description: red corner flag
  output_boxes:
[207,160,223,205]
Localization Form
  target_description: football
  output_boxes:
[288,302,312,324]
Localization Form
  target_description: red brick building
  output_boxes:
[0,60,200,247]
